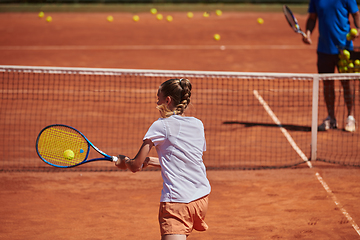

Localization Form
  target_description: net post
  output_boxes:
[311,74,319,161]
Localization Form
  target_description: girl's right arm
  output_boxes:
[143,156,161,168]
[115,139,159,172]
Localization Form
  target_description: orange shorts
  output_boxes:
[158,195,209,236]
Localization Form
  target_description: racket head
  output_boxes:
[282,5,305,36]
[36,124,90,168]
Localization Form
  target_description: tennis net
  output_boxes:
[0,65,359,171]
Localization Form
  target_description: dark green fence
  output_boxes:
[4,0,360,4]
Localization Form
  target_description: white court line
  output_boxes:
[253,89,360,237]
[316,173,360,236]
[253,90,312,168]
[0,45,316,51]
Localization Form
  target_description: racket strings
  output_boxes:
[285,13,298,30]
[37,126,88,166]
[283,6,301,33]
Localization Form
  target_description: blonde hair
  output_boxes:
[157,78,192,118]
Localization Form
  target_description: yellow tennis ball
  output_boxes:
[46,16,52,22]
[347,33,352,41]
[150,8,157,14]
[166,15,173,22]
[215,10,222,16]
[133,15,139,22]
[203,12,210,17]
[350,28,358,36]
[156,14,163,20]
[187,12,194,18]
[257,18,264,24]
[38,11,44,18]
[354,59,360,66]
[214,34,220,41]
[343,49,351,59]
[107,15,114,22]
[63,149,75,160]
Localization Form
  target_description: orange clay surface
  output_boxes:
[1,11,360,240]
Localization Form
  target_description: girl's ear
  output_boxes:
[165,96,172,105]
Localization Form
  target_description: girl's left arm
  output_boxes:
[115,139,154,173]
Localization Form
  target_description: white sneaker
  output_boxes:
[318,116,337,131]
[345,115,356,132]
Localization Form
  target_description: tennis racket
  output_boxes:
[36,124,118,168]
[283,5,306,38]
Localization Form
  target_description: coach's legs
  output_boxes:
[318,52,338,120]
[323,80,336,119]
[340,80,354,117]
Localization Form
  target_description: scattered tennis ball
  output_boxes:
[64,149,75,160]
[38,11,44,18]
[46,16,52,22]
[133,15,139,22]
[215,10,222,16]
[354,59,360,66]
[187,12,194,18]
[350,28,358,36]
[203,12,210,17]
[156,14,163,20]
[166,15,173,22]
[257,18,264,24]
[107,16,114,22]
[150,8,157,14]
[348,62,354,68]
[214,34,221,41]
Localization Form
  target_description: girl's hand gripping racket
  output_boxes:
[283,5,306,38]
[36,124,119,168]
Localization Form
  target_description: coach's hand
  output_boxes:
[302,31,312,44]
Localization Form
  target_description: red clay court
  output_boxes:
[0,8,360,239]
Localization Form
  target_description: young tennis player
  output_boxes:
[115,78,211,240]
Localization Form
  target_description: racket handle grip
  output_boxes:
[111,156,119,162]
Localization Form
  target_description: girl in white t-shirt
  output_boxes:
[115,78,211,240]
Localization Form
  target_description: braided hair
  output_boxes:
[157,78,192,118]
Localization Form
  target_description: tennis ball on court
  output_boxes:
[133,15,139,22]
[214,34,221,41]
[348,62,354,69]
[354,59,360,66]
[107,16,114,22]
[46,16,52,22]
[215,10,222,16]
[166,15,173,22]
[38,11,44,18]
[257,18,264,24]
[350,28,358,36]
[150,8,157,15]
[203,12,210,17]
[156,14,163,20]
[63,149,75,160]
[187,12,194,18]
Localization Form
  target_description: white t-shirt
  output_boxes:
[143,115,211,203]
